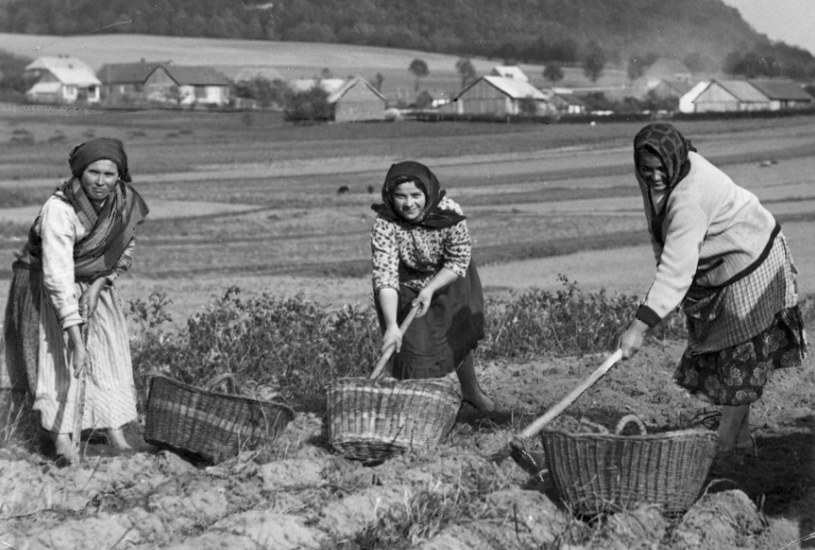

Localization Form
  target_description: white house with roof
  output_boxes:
[451,75,551,116]
[678,81,710,113]
[24,55,100,104]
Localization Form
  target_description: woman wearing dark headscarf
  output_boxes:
[618,123,806,461]
[3,137,149,464]
[371,160,494,411]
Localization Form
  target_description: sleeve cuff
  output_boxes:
[61,312,83,329]
[635,305,662,328]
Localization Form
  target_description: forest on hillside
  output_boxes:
[1,0,814,79]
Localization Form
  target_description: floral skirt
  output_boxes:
[674,306,806,406]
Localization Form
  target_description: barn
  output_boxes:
[452,75,551,117]
[689,79,770,113]
[748,80,814,111]
[327,77,387,122]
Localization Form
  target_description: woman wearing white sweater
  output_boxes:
[618,123,806,461]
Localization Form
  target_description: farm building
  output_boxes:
[327,77,387,122]
[97,60,167,101]
[543,88,585,115]
[143,65,232,107]
[678,81,710,113]
[748,79,814,110]
[684,79,770,113]
[24,55,100,104]
[451,75,551,117]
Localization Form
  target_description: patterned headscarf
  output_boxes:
[69,137,131,182]
[633,123,696,189]
[371,160,465,229]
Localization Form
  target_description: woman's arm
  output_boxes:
[413,267,458,317]
[39,199,83,329]
[376,287,403,353]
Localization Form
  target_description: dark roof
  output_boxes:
[159,66,232,86]
[748,80,813,101]
[97,62,168,84]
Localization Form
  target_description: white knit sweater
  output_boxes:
[637,151,777,324]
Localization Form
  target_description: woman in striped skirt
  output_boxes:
[2,138,149,464]
[618,123,806,462]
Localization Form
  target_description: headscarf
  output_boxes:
[633,123,697,246]
[69,137,131,182]
[371,161,465,229]
[633,123,696,189]
[24,139,148,281]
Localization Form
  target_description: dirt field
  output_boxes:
[1,113,815,548]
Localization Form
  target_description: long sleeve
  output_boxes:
[38,198,83,328]
[440,219,471,277]
[371,216,400,292]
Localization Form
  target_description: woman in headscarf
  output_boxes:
[371,160,494,411]
[3,137,149,464]
[618,123,806,462]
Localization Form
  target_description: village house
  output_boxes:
[143,65,232,107]
[24,55,101,104]
[543,87,586,115]
[748,79,814,110]
[450,75,551,117]
[642,58,692,89]
[326,77,387,122]
[97,60,168,102]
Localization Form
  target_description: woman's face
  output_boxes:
[80,159,119,203]
[392,181,426,221]
[636,151,668,192]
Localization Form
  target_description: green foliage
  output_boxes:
[129,278,687,413]
[455,58,477,89]
[543,62,564,84]
[582,41,606,83]
[284,83,332,122]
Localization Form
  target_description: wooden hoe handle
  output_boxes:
[369,304,419,380]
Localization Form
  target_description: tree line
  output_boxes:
[2,0,814,80]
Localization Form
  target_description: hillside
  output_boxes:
[1,0,813,77]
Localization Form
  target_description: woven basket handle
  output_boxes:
[370,304,419,380]
[206,372,239,394]
[614,413,647,436]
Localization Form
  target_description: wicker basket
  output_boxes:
[144,375,295,464]
[541,416,717,517]
[326,376,462,462]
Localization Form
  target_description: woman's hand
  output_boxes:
[381,323,403,355]
[79,278,107,319]
[618,319,649,359]
[412,287,435,317]
[66,325,88,377]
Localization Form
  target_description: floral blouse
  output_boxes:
[371,196,471,292]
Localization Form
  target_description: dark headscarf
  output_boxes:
[633,123,697,190]
[371,161,465,229]
[69,137,131,182]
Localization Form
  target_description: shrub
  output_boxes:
[128,279,688,414]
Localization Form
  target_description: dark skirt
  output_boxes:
[378,262,484,380]
[675,306,806,406]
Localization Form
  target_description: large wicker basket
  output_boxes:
[326,376,462,463]
[541,420,717,517]
[145,375,295,464]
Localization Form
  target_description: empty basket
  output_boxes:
[145,375,295,464]
[326,376,462,463]
[541,417,717,517]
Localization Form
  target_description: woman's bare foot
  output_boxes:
[107,428,133,452]
[52,432,78,466]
